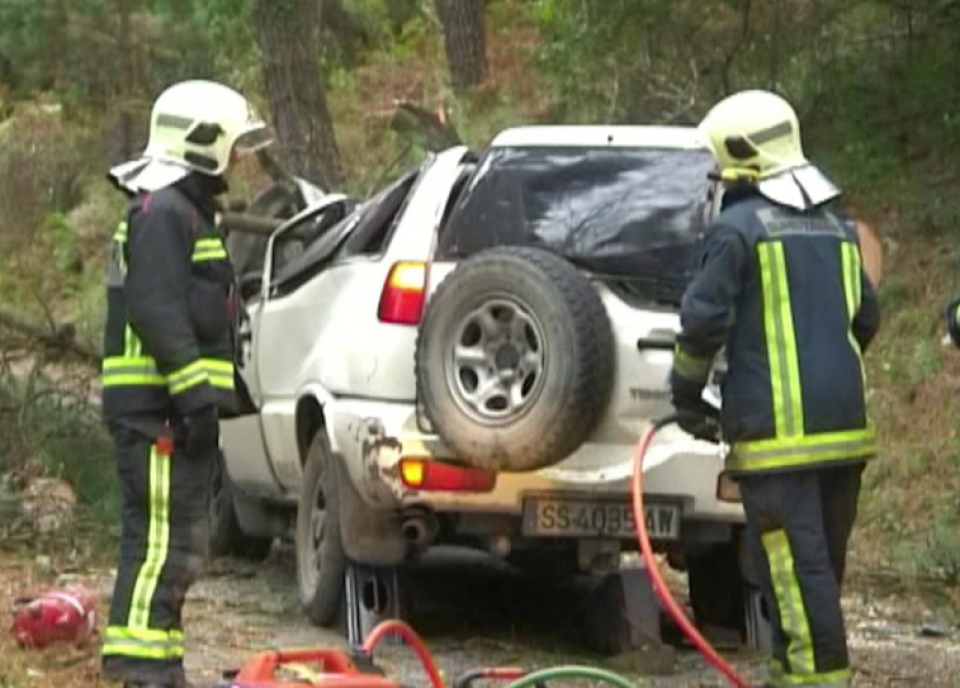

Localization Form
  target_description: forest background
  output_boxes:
[2,0,960,590]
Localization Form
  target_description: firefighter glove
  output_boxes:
[182,405,220,456]
[670,369,720,443]
[674,401,721,443]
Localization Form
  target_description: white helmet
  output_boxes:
[108,80,272,194]
[697,89,839,210]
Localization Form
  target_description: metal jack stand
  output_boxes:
[585,565,665,655]
[344,562,404,647]
[745,586,772,654]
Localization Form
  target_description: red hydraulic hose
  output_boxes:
[631,423,753,688]
[362,619,447,688]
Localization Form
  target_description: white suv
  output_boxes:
[217,125,756,648]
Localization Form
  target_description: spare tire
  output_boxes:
[416,247,615,472]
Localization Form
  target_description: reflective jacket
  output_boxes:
[101,178,238,422]
[671,189,881,474]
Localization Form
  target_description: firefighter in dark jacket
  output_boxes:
[669,90,881,688]
[100,79,271,688]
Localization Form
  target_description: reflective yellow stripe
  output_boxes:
[840,242,866,388]
[168,359,234,394]
[758,241,803,439]
[101,643,185,660]
[762,530,816,678]
[192,237,228,262]
[778,668,851,686]
[770,658,785,684]
[192,248,228,262]
[728,427,876,471]
[101,356,234,394]
[104,626,185,643]
[206,359,235,390]
[127,444,171,629]
[124,325,143,358]
[114,220,129,274]
[116,223,227,261]
[672,344,713,383]
[101,356,165,387]
[101,373,167,386]
[168,360,208,394]
[103,356,233,392]
[102,624,185,660]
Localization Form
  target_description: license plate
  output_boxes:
[521,496,681,540]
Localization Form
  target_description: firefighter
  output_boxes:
[100,80,271,688]
[669,90,881,688]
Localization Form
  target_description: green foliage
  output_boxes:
[0,362,118,527]
[2,0,960,561]
[44,212,80,281]
[918,513,960,585]
[0,103,93,250]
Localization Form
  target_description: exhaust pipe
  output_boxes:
[401,512,438,548]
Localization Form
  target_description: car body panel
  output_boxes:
[220,125,743,556]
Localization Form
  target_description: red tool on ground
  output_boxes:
[221,619,525,688]
[10,587,99,650]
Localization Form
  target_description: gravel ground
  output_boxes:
[147,545,960,688]
[12,544,955,688]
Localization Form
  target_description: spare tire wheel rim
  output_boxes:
[446,296,547,424]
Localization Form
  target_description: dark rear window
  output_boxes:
[437,146,716,289]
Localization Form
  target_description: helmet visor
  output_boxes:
[233,125,273,156]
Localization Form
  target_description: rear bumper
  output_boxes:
[330,398,745,525]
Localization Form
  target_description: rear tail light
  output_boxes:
[399,458,497,493]
[378,261,426,325]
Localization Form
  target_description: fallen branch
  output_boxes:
[0,306,100,368]
[256,148,294,186]
[219,211,285,237]
[390,100,463,152]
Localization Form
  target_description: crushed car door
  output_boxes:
[252,172,423,491]
[221,196,352,494]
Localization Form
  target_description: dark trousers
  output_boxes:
[101,420,215,686]
[739,463,865,688]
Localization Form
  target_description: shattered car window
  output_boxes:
[438,146,716,290]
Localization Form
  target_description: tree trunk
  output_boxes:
[45,0,69,91]
[117,0,135,161]
[0,48,16,93]
[434,0,489,95]
[252,0,342,190]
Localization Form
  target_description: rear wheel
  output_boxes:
[684,528,770,648]
[208,452,273,562]
[686,535,750,636]
[295,432,347,627]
